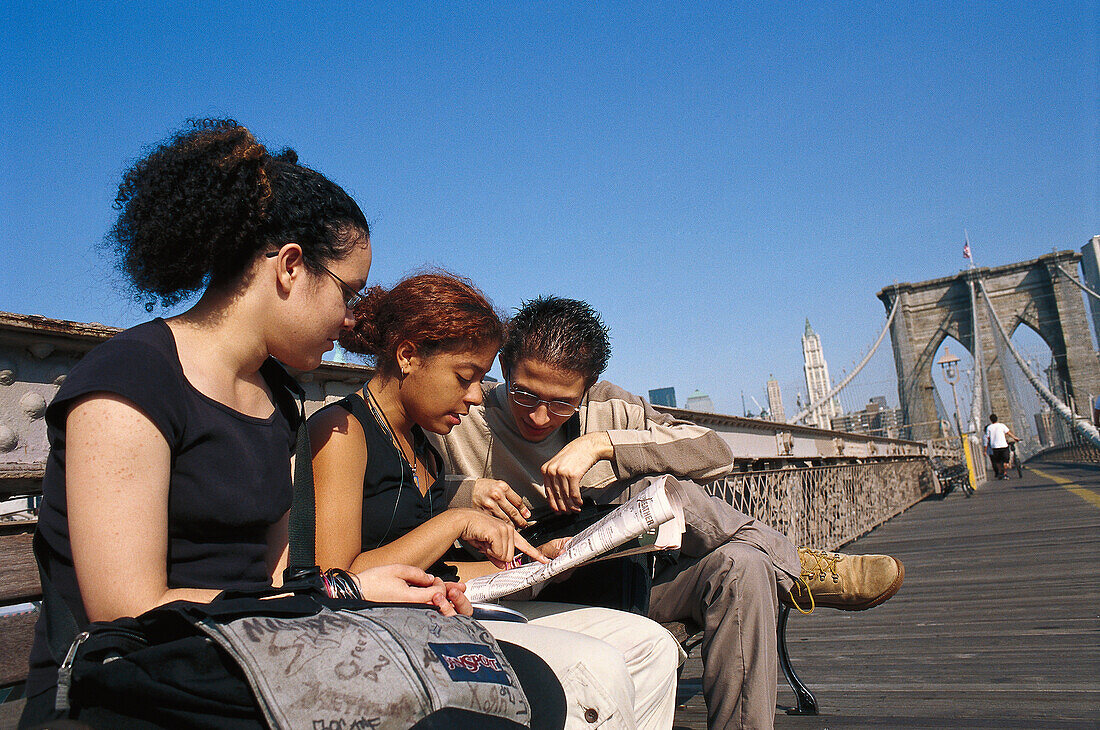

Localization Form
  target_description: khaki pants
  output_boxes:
[645,477,801,730]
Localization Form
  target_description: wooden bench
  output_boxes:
[0,524,820,724]
[0,520,39,726]
[931,455,971,496]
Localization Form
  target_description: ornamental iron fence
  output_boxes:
[705,457,935,550]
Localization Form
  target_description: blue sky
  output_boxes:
[2,2,1096,417]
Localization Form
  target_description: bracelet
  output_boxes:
[323,568,363,600]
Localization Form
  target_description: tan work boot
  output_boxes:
[783,547,904,613]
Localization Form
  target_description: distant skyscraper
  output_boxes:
[766,377,786,423]
[1034,408,1056,447]
[802,319,841,429]
[1045,356,1072,443]
[648,387,677,408]
[830,396,902,437]
[684,390,715,413]
[1081,235,1100,345]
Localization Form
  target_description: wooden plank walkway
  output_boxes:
[673,460,1100,729]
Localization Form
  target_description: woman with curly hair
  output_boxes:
[20,121,526,727]
[309,272,682,730]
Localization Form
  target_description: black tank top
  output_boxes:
[331,393,457,581]
[28,319,297,698]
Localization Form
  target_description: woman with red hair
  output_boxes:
[309,272,680,730]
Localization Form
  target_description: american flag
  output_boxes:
[963,241,971,259]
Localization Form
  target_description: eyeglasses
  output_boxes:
[507,383,580,417]
[265,251,365,309]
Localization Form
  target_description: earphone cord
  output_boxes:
[366,387,421,488]
[362,388,434,548]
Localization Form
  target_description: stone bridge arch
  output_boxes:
[877,250,1100,441]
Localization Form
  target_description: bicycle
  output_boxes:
[1007,441,1024,479]
[957,471,975,496]
[961,466,976,495]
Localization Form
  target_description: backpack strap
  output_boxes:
[33,530,81,666]
[259,358,319,578]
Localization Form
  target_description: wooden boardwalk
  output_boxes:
[673,460,1100,729]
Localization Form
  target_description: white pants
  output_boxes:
[485,602,683,730]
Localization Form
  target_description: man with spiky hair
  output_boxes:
[432,295,905,730]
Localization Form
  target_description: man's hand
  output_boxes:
[470,478,531,527]
[537,537,572,560]
[541,432,613,512]
[538,537,578,583]
[354,564,472,616]
[455,509,549,568]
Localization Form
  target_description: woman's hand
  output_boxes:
[355,564,472,616]
[441,582,473,616]
[454,509,549,568]
[470,479,531,527]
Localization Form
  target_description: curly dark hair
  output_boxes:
[110,118,369,306]
[340,272,504,378]
[499,296,611,386]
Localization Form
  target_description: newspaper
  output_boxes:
[463,475,685,604]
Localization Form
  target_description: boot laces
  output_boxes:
[786,577,816,615]
[800,548,843,584]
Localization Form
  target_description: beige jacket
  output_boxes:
[430,380,735,510]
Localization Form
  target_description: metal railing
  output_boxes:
[1030,435,1100,464]
[705,457,935,551]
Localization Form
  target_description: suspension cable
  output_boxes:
[1054,262,1100,302]
[791,292,899,424]
[976,279,1100,448]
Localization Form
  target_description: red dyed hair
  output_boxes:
[340,272,504,377]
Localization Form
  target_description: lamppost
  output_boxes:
[937,347,963,442]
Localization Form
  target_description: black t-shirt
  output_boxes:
[27,319,297,697]
[314,393,455,580]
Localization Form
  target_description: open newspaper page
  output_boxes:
[463,475,685,604]
[586,513,684,564]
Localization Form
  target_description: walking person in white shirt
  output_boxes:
[984,414,1019,480]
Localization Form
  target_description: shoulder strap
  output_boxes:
[260,359,318,576]
[339,391,373,433]
[33,530,81,665]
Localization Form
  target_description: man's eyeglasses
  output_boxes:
[265,251,364,309]
[507,383,580,417]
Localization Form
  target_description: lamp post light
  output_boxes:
[937,347,963,443]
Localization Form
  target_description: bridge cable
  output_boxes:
[1054,262,1100,302]
[976,279,1100,449]
[791,292,899,425]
